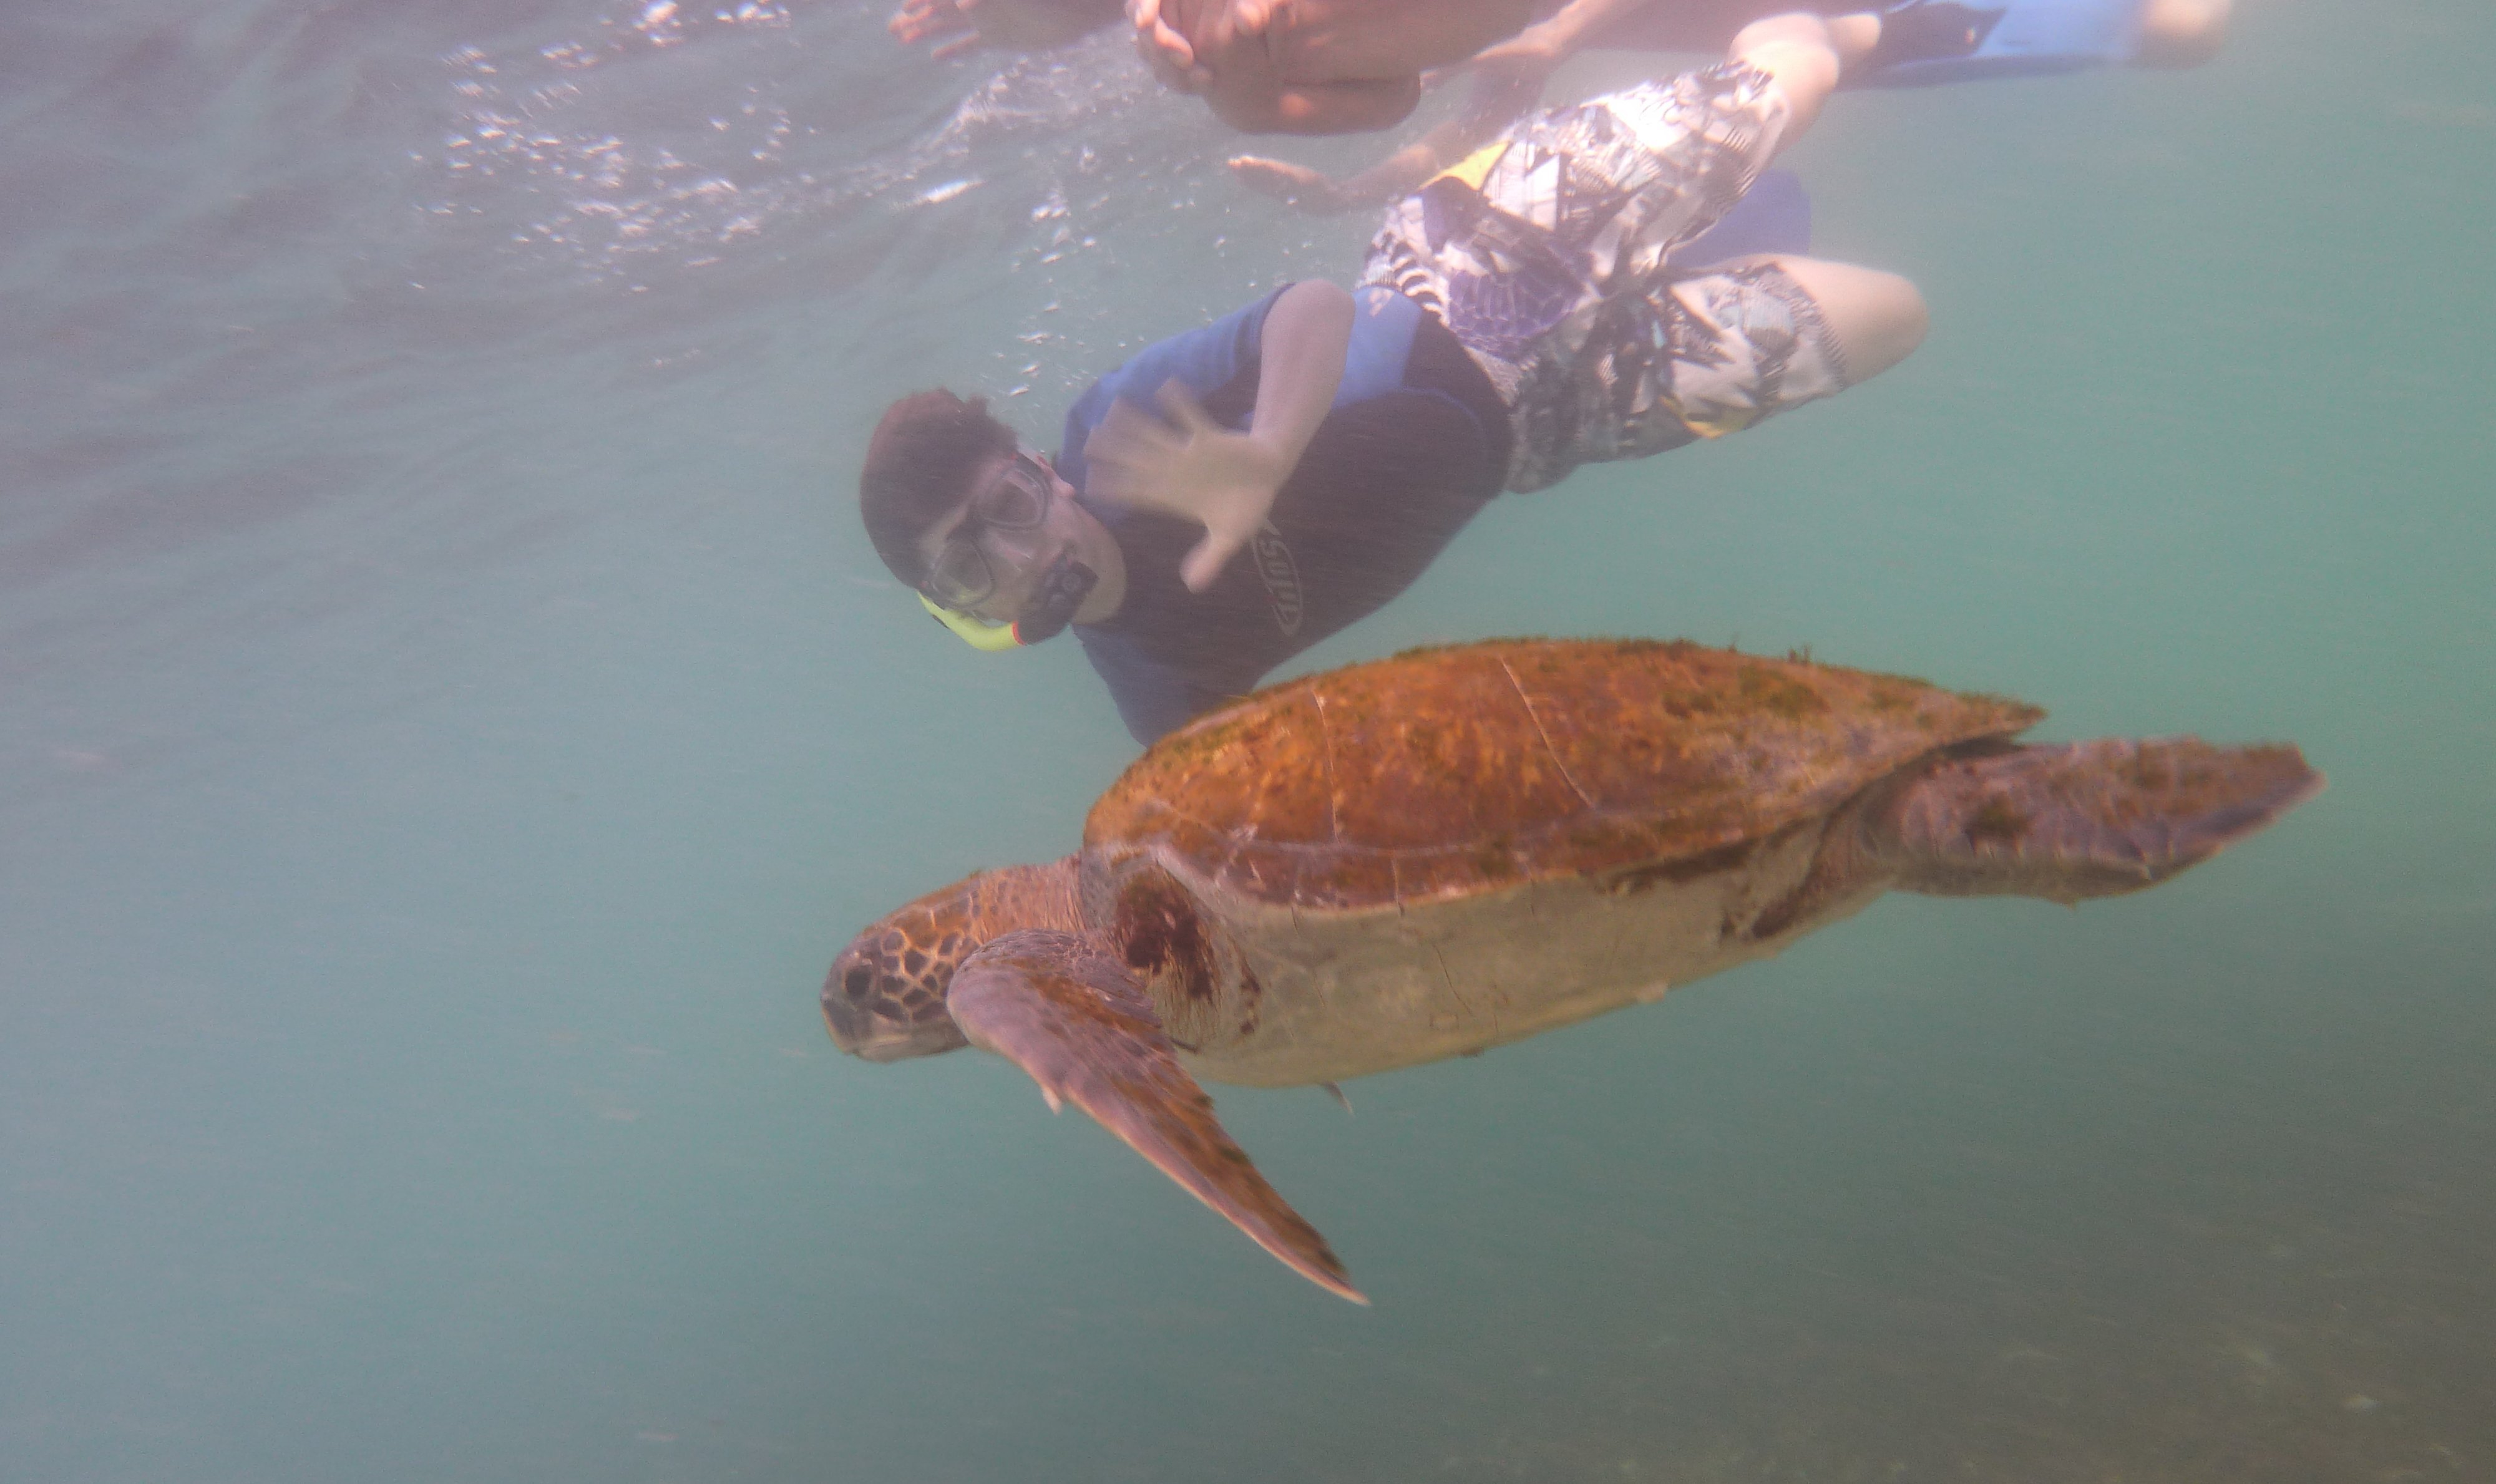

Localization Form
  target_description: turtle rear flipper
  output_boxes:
[948,929,1367,1305]
[1874,737,2324,904]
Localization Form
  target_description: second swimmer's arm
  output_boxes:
[1492,0,1656,59]
[1333,126,1470,209]
[1233,62,1532,215]
[1332,65,1538,206]
[1213,76,1425,135]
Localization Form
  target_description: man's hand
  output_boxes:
[1082,380,1292,592]
[1128,0,1212,91]
[890,0,985,59]
[1226,154,1357,215]
[1463,18,1572,84]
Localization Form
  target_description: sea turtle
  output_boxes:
[823,638,2319,1302]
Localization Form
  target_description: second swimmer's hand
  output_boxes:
[1129,0,1213,91]
[891,0,986,59]
[1083,379,1291,592]
[1465,22,1571,80]
[1227,155,1357,215]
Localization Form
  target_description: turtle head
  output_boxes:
[822,860,1083,1062]
[822,921,972,1062]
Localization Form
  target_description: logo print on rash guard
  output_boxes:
[1251,524,1303,638]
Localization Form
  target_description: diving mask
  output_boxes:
[923,451,1055,610]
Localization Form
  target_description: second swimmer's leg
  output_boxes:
[1615,254,1926,456]
[1845,0,2230,86]
[1723,12,1851,141]
[1755,255,1929,384]
[2133,0,2228,68]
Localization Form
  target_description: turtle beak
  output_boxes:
[819,948,879,1056]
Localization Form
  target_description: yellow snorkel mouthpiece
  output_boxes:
[919,593,1023,652]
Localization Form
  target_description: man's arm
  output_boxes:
[1471,0,1655,70]
[1247,279,1356,485]
[1230,63,1538,213]
[1209,77,1423,135]
[1082,280,1353,591]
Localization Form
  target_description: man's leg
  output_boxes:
[1722,11,1857,142]
[1623,29,1926,401]
[1583,254,1922,457]
[1752,255,1929,384]
[1845,0,2230,86]
[2134,0,2228,68]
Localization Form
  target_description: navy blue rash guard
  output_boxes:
[1060,285,1511,744]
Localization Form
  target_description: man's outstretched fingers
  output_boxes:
[1181,536,1233,593]
[1157,384,1249,591]
[1082,400,1176,503]
[1153,377,1217,435]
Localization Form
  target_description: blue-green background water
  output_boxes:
[4,2,2490,1479]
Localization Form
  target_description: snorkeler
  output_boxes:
[890,0,2226,144]
[857,13,1928,744]
[1229,0,2233,210]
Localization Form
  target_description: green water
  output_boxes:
[1,1,2489,1480]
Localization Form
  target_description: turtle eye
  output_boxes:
[842,965,876,1001]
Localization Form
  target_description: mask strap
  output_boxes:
[919,593,1023,652]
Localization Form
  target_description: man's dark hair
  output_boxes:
[858,389,1018,586]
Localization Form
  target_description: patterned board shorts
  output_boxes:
[1361,63,1851,493]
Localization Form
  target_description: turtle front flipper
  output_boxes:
[1873,737,2324,903]
[948,929,1368,1305]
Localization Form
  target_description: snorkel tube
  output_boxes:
[919,593,1022,651]
[919,550,1098,651]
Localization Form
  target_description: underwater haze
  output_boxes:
[4,1,2492,1480]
